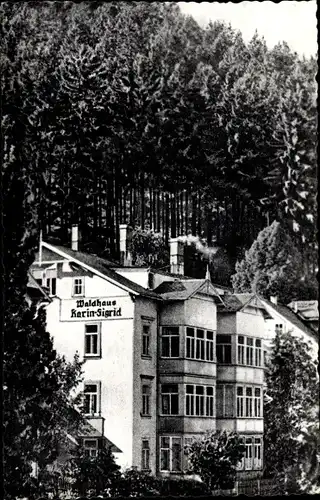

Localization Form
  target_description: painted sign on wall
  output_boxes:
[60,296,134,321]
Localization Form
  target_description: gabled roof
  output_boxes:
[27,272,51,302]
[287,300,319,321]
[151,268,232,291]
[41,242,162,301]
[262,298,318,340]
[153,279,223,302]
[217,293,272,318]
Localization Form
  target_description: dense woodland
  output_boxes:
[1,1,317,281]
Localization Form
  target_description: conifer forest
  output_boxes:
[2,1,317,281]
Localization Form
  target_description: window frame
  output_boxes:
[161,327,180,358]
[46,277,57,296]
[216,334,232,364]
[186,327,215,362]
[83,438,99,458]
[141,440,150,470]
[142,324,151,357]
[237,385,262,418]
[142,384,151,417]
[72,277,84,297]
[185,384,214,417]
[84,323,101,358]
[160,436,182,472]
[161,384,179,415]
[83,381,101,416]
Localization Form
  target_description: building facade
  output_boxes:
[30,225,271,477]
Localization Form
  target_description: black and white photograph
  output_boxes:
[2,1,318,498]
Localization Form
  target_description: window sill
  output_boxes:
[141,354,152,360]
[84,355,102,360]
[140,414,152,419]
[84,414,102,419]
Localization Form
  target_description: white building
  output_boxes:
[29,225,273,477]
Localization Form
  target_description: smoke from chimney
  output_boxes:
[177,234,219,261]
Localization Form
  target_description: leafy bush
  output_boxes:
[185,431,245,491]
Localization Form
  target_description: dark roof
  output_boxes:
[263,298,318,340]
[43,243,162,301]
[151,268,232,291]
[153,279,222,301]
[217,294,244,312]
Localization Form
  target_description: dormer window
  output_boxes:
[73,277,84,296]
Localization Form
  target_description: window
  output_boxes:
[84,324,101,357]
[237,336,263,366]
[161,384,179,415]
[238,436,262,471]
[142,325,151,357]
[246,338,254,366]
[216,385,234,418]
[73,277,84,296]
[255,339,262,366]
[237,387,244,417]
[275,323,283,334]
[206,331,214,361]
[161,327,179,358]
[254,388,261,417]
[84,382,100,415]
[83,439,98,458]
[196,329,205,359]
[216,335,232,364]
[237,438,245,470]
[186,385,214,417]
[142,385,151,416]
[245,437,253,470]
[237,385,262,417]
[245,387,253,417]
[206,386,214,416]
[46,277,56,296]
[141,440,150,470]
[160,436,182,472]
[237,336,245,364]
[186,328,215,361]
[253,437,262,469]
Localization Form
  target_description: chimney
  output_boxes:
[119,224,133,266]
[170,238,184,275]
[270,296,278,305]
[71,224,79,251]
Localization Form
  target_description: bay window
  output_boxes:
[237,385,262,418]
[186,328,215,361]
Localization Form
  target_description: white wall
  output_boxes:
[45,277,136,470]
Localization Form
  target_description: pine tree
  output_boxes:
[231,221,317,302]
[2,6,83,496]
[264,330,319,492]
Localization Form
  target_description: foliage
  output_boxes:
[1,1,316,274]
[2,5,84,496]
[129,227,169,268]
[111,468,159,497]
[231,220,317,303]
[65,446,121,497]
[185,430,245,491]
[264,329,319,491]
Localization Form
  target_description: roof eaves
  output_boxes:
[42,242,162,301]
